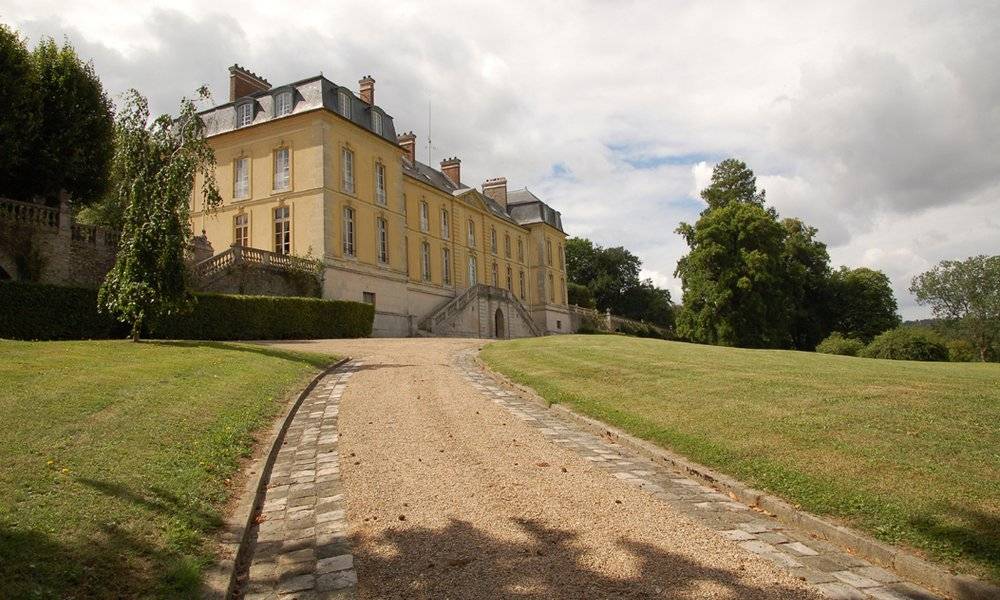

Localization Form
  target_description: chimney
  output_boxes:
[229,64,271,102]
[440,157,461,187]
[482,177,508,208]
[397,132,416,164]
[359,75,375,105]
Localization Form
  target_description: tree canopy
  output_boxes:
[98,89,221,341]
[828,267,901,343]
[0,27,113,204]
[910,255,999,361]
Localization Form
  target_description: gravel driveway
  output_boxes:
[264,338,820,599]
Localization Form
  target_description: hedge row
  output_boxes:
[0,282,373,341]
[815,327,950,361]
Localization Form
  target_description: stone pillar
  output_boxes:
[46,190,74,284]
[605,308,613,332]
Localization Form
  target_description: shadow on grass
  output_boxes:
[144,339,336,369]
[909,505,1000,581]
[351,517,822,599]
[79,478,222,533]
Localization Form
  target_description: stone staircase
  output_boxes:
[417,284,542,338]
[192,245,321,297]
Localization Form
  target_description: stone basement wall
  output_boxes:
[197,264,322,298]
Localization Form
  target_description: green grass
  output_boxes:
[482,335,1000,582]
[0,340,337,599]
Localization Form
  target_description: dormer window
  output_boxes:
[372,110,383,135]
[338,90,351,118]
[274,90,293,117]
[236,102,254,128]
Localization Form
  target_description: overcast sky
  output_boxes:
[4,0,998,319]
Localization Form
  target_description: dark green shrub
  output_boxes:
[567,282,596,308]
[616,319,670,340]
[815,332,865,356]
[0,282,373,341]
[0,281,121,340]
[947,339,977,362]
[859,327,949,362]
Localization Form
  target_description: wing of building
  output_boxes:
[191,65,571,337]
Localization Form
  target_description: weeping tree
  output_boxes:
[99,88,220,341]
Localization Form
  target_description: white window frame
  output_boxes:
[547,239,553,265]
[517,238,524,262]
[504,234,511,258]
[506,266,512,291]
[234,213,249,246]
[377,217,389,264]
[273,147,290,192]
[467,220,476,247]
[491,262,499,287]
[442,247,451,285]
[468,255,477,286]
[273,206,291,255]
[341,147,355,193]
[420,241,431,281]
[519,270,526,299]
[440,209,450,239]
[372,110,383,135]
[234,156,250,199]
[343,206,355,257]
[236,102,254,128]
[375,162,386,205]
[490,227,498,254]
[419,201,429,232]
[274,91,293,117]
[338,90,351,118]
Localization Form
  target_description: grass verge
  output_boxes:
[0,339,337,598]
[481,334,1000,582]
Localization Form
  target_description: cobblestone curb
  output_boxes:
[202,357,351,600]
[468,350,997,600]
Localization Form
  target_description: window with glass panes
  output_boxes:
[234,157,250,199]
[491,262,499,286]
[341,147,354,193]
[342,206,355,256]
[504,234,511,258]
[273,206,291,255]
[546,239,553,265]
[468,255,477,285]
[234,213,249,246]
[517,238,524,262]
[490,227,497,254]
[275,91,293,116]
[338,90,351,118]
[549,273,555,302]
[372,111,383,135]
[467,220,476,246]
[442,247,451,285]
[506,266,512,291]
[519,270,526,299]
[375,162,386,205]
[440,209,450,239]
[274,148,290,191]
[236,102,253,127]
[419,202,429,231]
[377,217,389,263]
[420,241,431,281]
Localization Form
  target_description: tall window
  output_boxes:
[273,148,290,191]
[506,266,512,291]
[419,201,429,232]
[338,90,351,118]
[234,213,249,246]
[546,239,553,265]
[275,91,293,116]
[342,206,355,256]
[548,273,555,302]
[375,162,386,205]
[420,241,431,281]
[440,209,450,239]
[236,102,253,127]
[468,255,477,285]
[558,243,564,269]
[442,247,451,285]
[372,111,383,135]
[561,277,566,304]
[467,220,476,246]
[341,147,355,193]
[377,217,389,263]
[519,270,526,299]
[490,227,498,254]
[504,234,511,258]
[273,206,290,255]
[517,238,524,262]
[491,262,499,287]
[234,157,250,199]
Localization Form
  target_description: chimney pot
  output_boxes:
[229,64,271,102]
[359,75,375,105]
[397,131,416,164]
[440,157,461,187]
[482,177,508,208]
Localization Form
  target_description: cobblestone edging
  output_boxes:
[234,360,364,600]
[459,350,957,600]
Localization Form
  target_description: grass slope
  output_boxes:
[0,340,336,599]
[482,335,1000,581]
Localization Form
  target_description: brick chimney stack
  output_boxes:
[482,177,508,208]
[229,64,271,102]
[359,75,375,105]
[397,132,416,164]
[441,157,461,187]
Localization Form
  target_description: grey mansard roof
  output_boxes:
[198,75,397,143]
[507,188,564,232]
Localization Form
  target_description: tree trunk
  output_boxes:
[131,318,141,342]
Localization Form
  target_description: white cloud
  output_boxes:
[3,0,998,319]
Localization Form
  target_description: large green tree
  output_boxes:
[910,255,1000,361]
[781,218,833,350]
[99,89,221,341]
[700,158,766,211]
[828,267,901,343]
[0,25,40,198]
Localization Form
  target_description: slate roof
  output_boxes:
[506,188,564,232]
[198,75,397,143]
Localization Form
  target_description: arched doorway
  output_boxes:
[494,308,506,339]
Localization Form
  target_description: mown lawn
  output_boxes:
[482,335,1000,582]
[0,340,336,599]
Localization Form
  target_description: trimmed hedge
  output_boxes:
[0,282,373,341]
[815,332,865,357]
[859,327,949,362]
